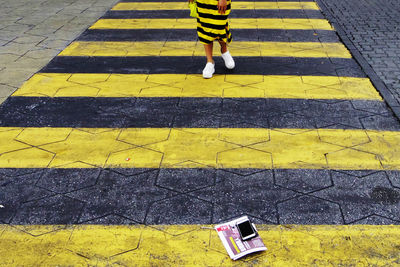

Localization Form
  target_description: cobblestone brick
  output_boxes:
[319,0,400,105]
[0,0,118,104]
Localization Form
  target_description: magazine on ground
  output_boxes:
[215,216,267,260]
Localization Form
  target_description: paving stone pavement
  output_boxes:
[1,0,400,264]
[319,0,400,107]
[0,0,118,104]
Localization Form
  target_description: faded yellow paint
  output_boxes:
[90,18,333,30]
[0,128,30,154]
[0,127,399,169]
[1,224,400,266]
[58,41,351,58]
[112,1,320,11]
[230,236,241,253]
[13,73,382,101]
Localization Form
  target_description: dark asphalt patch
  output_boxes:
[102,9,325,19]
[77,29,339,42]
[1,168,400,225]
[0,97,397,130]
[40,56,365,77]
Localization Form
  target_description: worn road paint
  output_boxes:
[58,41,351,58]
[90,18,334,30]
[1,224,400,266]
[13,73,381,100]
[0,127,399,169]
[111,2,320,11]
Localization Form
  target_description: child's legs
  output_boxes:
[203,39,228,62]
[218,39,228,53]
[204,42,213,63]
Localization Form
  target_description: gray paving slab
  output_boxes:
[12,194,85,225]
[83,214,138,224]
[191,170,297,224]
[67,169,175,224]
[146,195,213,224]
[274,169,332,194]
[36,168,102,194]
[0,170,49,224]
[387,171,400,189]
[3,168,399,225]
[1,0,400,229]
[0,0,118,104]
[318,0,400,116]
[312,171,400,224]
[277,195,343,224]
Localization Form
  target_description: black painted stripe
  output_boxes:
[101,9,325,19]
[77,29,339,42]
[0,97,395,130]
[40,56,364,77]
[197,26,232,43]
[2,167,400,225]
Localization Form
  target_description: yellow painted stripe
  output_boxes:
[13,73,382,101]
[112,1,320,11]
[58,41,351,58]
[89,18,334,30]
[0,127,399,169]
[1,225,400,266]
[229,236,241,253]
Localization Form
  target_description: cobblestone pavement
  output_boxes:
[319,0,400,107]
[0,0,118,104]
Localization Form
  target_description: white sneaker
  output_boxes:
[221,51,235,69]
[202,62,215,78]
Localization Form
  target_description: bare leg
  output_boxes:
[204,42,214,63]
[202,42,215,78]
[218,39,228,53]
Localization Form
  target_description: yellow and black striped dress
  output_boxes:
[196,0,233,44]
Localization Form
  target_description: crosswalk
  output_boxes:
[111,2,320,10]
[3,224,400,266]
[0,127,399,169]
[1,0,400,265]
[90,18,334,29]
[14,73,380,99]
[58,41,352,58]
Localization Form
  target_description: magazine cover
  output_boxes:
[215,216,267,260]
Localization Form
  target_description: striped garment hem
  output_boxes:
[198,27,232,44]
